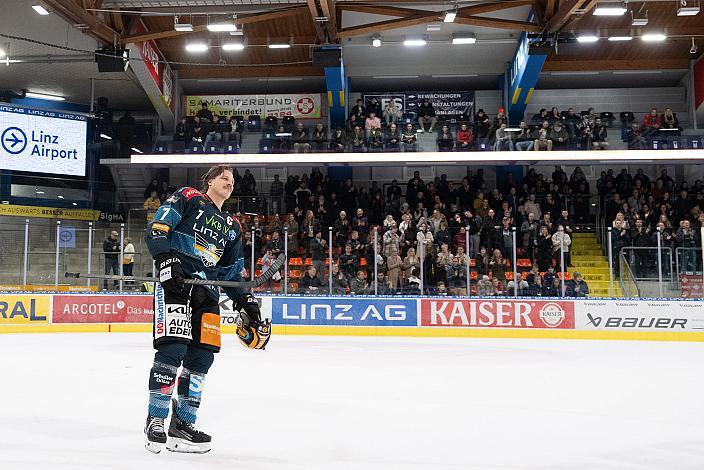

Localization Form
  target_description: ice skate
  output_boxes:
[166,399,212,454]
[144,415,167,454]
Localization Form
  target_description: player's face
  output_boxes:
[210,170,234,199]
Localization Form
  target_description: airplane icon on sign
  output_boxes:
[1,126,28,154]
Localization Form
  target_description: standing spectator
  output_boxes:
[642,108,661,140]
[144,190,161,221]
[474,246,490,277]
[533,121,553,151]
[301,210,320,257]
[480,209,500,251]
[417,99,437,133]
[310,231,327,277]
[311,123,327,152]
[514,121,533,151]
[174,117,190,144]
[401,123,417,152]
[676,220,699,272]
[382,224,401,258]
[535,225,553,272]
[401,248,420,286]
[329,129,347,152]
[330,263,349,295]
[489,249,507,284]
[352,208,370,243]
[566,272,590,297]
[611,220,631,274]
[270,174,284,214]
[591,118,609,150]
[551,226,571,272]
[284,213,299,256]
[122,237,135,286]
[339,244,358,279]
[474,109,492,145]
[521,212,540,260]
[103,230,120,290]
[455,123,474,150]
[293,122,311,153]
[498,217,514,261]
[383,99,402,127]
[386,247,403,291]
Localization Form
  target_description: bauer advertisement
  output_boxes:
[184,94,322,119]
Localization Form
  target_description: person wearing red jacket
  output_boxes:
[642,107,661,140]
[456,123,474,150]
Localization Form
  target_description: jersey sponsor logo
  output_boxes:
[272,297,417,326]
[182,187,202,200]
[154,286,166,336]
[420,299,575,329]
[164,303,192,339]
[188,374,204,398]
[152,222,170,233]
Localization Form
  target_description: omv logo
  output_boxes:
[1,127,27,155]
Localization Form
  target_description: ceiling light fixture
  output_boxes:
[0,49,5,58]
[174,16,193,32]
[677,0,700,16]
[222,42,245,51]
[631,9,649,26]
[207,16,238,32]
[131,148,143,154]
[444,10,457,23]
[608,36,633,41]
[403,38,427,47]
[641,33,667,42]
[99,134,112,140]
[268,42,291,49]
[25,92,65,101]
[185,42,209,52]
[577,35,600,43]
[32,4,50,15]
[452,34,477,45]
[593,2,627,16]
[372,35,381,48]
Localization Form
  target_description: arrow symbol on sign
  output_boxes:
[6,133,22,148]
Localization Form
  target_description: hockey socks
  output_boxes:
[175,368,206,424]
[148,361,178,419]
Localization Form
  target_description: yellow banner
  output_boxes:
[0,294,51,324]
[0,204,100,221]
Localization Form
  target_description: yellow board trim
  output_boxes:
[525,87,535,104]
[2,324,704,342]
[511,87,522,105]
[339,91,345,107]
[327,91,333,107]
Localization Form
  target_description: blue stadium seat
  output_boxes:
[153,143,169,154]
[264,116,278,130]
[172,140,185,154]
[259,139,274,154]
[282,116,296,131]
[247,115,261,132]
[223,143,239,154]
[401,113,416,125]
[205,143,221,154]
[187,143,204,154]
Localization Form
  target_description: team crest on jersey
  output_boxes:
[194,232,224,267]
[166,195,179,203]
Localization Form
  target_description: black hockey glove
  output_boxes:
[155,253,186,296]
[236,294,262,328]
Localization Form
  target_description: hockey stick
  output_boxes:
[65,253,287,289]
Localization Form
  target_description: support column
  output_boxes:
[506,31,547,124]
[323,48,346,130]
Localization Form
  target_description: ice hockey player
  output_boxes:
[143,165,269,454]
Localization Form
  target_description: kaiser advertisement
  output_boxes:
[272,297,418,326]
[185,94,322,119]
[0,104,87,176]
[421,299,575,329]
[52,295,154,323]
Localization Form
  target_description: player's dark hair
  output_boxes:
[200,165,233,192]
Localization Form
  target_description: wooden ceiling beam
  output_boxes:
[43,0,119,44]
[307,0,328,43]
[338,14,441,38]
[120,6,307,44]
[177,65,324,79]
[454,16,542,32]
[320,0,337,41]
[339,0,534,18]
[546,0,589,33]
[544,58,689,71]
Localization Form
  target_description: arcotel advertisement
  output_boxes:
[421,299,575,329]
[0,104,87,176]
[52,295,154,323]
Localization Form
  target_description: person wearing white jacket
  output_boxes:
[551,226,571,272]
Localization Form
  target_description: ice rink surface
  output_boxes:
[1,333,703,470]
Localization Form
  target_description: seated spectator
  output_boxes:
[447,245,468,288]
[349,269,368,295]
[385,123,401,151]
[383,100,402,127]
[514,121,533,151]
[401,123,417,152]
[329,129,347,152]
[549,121,568,150]
[227,116,243,146]
[372,271,392,295]
[300,266,324,293]
[455,123,474,150]
[144,178,160,199]
[196,102,213,122]
[330,263,349,295]
[534,121,553,151]
[367,127,384,152]
[365,111,381,138]
[417,99,438,133]
[273,125,292,153]
[144,190,161,221]
[543,276,562,297]
[566,272,589,297]
[174,117,190,143]
[218,115,232,143]
[350,125,366,152]
[507,273,529,296]
[437,125,454,151]
[311,123,327,152]
[204,115,222,147]
[642,107,661,139]
[293,122,311,153]
[530,108,549,126]
[563,108,580,145]
[577,115,594,149]
[405,267,422,295]
[627,122,647,150]
[661,107,680,135]
[591,118,608,150]
[476,274,494,296]
[494,123,513,151]
[548,107,561,124]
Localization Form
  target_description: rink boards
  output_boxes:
[1,293,703,341]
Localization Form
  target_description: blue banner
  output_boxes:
[58,226,76,248]
[362,91,475,120]
[272,297,418,326]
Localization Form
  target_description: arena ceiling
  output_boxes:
[1,0,702,109]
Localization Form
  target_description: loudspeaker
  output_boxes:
[312,47,341,67]
[95,48,129,72]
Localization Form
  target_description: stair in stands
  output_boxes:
[569,231,622,298]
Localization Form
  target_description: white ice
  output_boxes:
[1,333,703,470]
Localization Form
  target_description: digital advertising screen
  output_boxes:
[0,103,87,176]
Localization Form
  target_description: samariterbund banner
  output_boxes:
[421,299,575,329]
[185,94,322,119]
[53,295,153,323]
